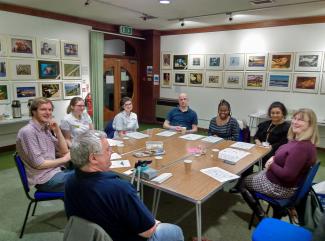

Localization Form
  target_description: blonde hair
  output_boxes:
[288,108,319,145]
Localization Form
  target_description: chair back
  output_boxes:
[104,120,115,139]
[14,153,31,196]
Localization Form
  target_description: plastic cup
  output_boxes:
[184,159,192,172]
[147,128,153,137]
[117,143,125,154]
[181,127,187,134]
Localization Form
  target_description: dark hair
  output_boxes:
[267,101,287,118]
[67,97,84,114]
[29,97,54,117]
[218,99,231,116]
[120,97,132,111]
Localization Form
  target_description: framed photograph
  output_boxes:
[12,82,38,102]
[63,82,82,99]
[188,54,205,69]
[267,72,292,92]
[293,73,320,93]
[205,54,224,70]
[161,52,172,69]
[62,61,81,79]
[161,70,172,88]
[294,52,323,72]
[244,72,266,90]
[37,38,60,59]
[38,60,61,80]
[188,71,204,86]
[173,54,188,70]
[225,53,245,70]
[0,82,11,104]
[321,73,325,94]
[8,35,35,57]
[269,52,294,71]
[246,53,268,71]
[0,58,8,80]
[9,58,36,80]
[61,40,80,60]
[39,82,62,100]
[205,71,223,88]
[0,35,7,56]
[173,71,188,85]
[223,72,244,89]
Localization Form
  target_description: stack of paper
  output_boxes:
[218,148,250,165]
[179,134,205,141]
[110,153,122,160]
[107,139,124,147]
[200,167,239,182]
[110,160,131,168]
[156,130,177,137]
[201,136,223,143]
[230,142,255,150]
[126,132,149,139]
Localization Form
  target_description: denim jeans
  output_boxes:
[148,223,184,241]
[35,170,74,192]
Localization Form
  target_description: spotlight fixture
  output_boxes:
[159,0,171,4]
[226,12,233,21]
[84,0,90,6]
[179,18,185,27]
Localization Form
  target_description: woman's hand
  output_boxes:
[255,139,262,146]
[265,156,274,170]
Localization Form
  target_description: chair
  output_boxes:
[252,218,312,241]
[104,120,115,139]
[249,161,320,229]
[14,153,64,238]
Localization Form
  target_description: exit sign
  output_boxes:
[119,25,133,36]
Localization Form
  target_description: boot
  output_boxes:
[241,188,265,221]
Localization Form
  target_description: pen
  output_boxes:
[120,161,124,166]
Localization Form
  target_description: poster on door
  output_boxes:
[153,74,159,85]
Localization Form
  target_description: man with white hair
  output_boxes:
[64,130,184,241]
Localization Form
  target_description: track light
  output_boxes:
[179,19,184,27]
[84,0,90,6]
[159,0,171,4]
[226,12,233,21]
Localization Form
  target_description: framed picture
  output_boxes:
[188,71,204,86]
[0,35,7,56]
[63,82,82,99]
[161,52,172,69]
[37,38,60,59]
[244,72,266,90]
[269,52,294,71]
[12,82,38,102]
[38,60,61,80]
[188,54,205,69]
[0,82,11,104]
[161,70,172,88]
[225,53,245,70]
[205,54,224,70]
[39,82,62,100]
[61,40,80,60]
[293,73,320,93]
[62,61,81,79]
[173,54,188,70]
[0,58,8,80]
[173,71,188,85]
[8,35,35,57]
[205,71,223,88]
[223,72,244,89]
[9,58,36,80]
[246,53,268,71]
[294,52,323,72]
[267,72,292,92]
[321,73,325,94]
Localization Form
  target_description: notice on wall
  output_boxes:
[153,74,159,85]
[147,65,153,77]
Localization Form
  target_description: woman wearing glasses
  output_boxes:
[61,97,93,147]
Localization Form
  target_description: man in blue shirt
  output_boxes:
[163,93,198,133]
[64,130,184,241]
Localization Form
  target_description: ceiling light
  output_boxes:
[226,12,233,22]
[159,0,171,4]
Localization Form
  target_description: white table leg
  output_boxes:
[196,202,202,241]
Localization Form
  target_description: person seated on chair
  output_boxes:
[208,99,239,140]
[163,93,198,133]
[16,97,72,192]
[112,97,139,138]
[240,108,319,220]
[64,130,184,241]
[254,101,290,167]
[60,97,93,147]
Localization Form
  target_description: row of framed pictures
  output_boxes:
[160,70,325,94]
[0,81,82,104]
[0,34,80,60]
[0,58,81,80]
[161,52,325,72]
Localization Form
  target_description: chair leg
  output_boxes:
[32,201,38,216]
[20,201,34,238]
[249,212,255,230]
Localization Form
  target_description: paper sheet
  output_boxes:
[110,152,122,160]
[200,167,239,183]
[107,139,124,147]
[179,134,205,141]
[156,130,177,137]
[201,136,223,143]
[230,142,255,150]
[126,132,149,139]
[218,148,250,164]
[110,160,130,168]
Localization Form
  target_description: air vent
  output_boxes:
[250,0,274,5]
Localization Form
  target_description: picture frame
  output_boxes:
[12,82,38,102]
[225,53,245,70]
[205,71,223,88]
[188,54,205,69]
[8,35,35,57]
[294,51,323,72]
[0,58,8,80]
[161,52,172,69]
[9,58,36,80]
[205,54,224,70]
[321,73,325,94]
[37,38,60,59]
[244,72,266,90]
[0,82,11,104]
[245,53,268,71]
[293,73,320,93]
[38,60,61,80]
[0,35,7,56]
[267,72,292,92]
[173,71,188,85]
[269,52,294,71]
[61,40,80,60]
[161,70,172,88]
[39,82,62,100]
[173,54,188,70]
[62,60,81,79]
[188,71,204,87]
[63,81,82,99]
[223,72,244,89]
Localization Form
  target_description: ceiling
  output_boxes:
[1,0,325,31]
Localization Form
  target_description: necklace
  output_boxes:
[266,122,281,142]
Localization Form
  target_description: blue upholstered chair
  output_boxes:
[104,120,115,139]
[14,153,64,238]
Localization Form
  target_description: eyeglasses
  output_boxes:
[292,117,309,123]
[124,103,132,106]
[74,105,85,108]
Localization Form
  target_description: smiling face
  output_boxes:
[291,113,310,136]
[123,100,133,113]
[270,107,285,124]
[71,100,85,116]
[218,104,230,120]
[33,102,53,124]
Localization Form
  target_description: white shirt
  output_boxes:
[112,111,139,138]
[60,112,92,138]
